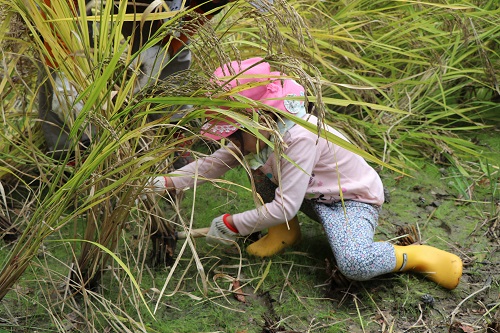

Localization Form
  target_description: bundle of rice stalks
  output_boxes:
[395,224,422,246]
[0,0,324,320]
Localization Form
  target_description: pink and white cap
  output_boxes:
[201,57,306,140]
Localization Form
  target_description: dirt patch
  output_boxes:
[0,142,497,333]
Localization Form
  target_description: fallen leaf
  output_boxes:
[232,279,246,303]
[460,323,475,333]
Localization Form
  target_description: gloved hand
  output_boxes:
[137,176,172,203]
[207,214,239,246]
[146,176,170,193]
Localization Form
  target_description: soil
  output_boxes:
[0,144,498,333]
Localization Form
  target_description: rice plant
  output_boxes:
[0,0,498,331]
[0,0,324,329]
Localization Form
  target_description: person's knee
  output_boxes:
[335,248,377,281]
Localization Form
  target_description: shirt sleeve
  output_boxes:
[170,144,241,191]
[233,134,319,235]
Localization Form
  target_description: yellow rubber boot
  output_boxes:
[393,244,463,290]
[246,216,301,258]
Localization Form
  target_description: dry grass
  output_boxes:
[0,0,498,331]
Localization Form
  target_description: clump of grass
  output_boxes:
[221,0,499,170]
[0,0,499,331]
[314,1,499,170]
[0,0,324,330]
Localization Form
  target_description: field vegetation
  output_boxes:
[0,0,498,332]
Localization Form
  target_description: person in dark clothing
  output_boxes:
[37,0,233,159]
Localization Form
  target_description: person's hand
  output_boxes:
[147,176,171,194]
[207,214,239,246]
[138,176,174,202]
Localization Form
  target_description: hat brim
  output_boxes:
[200,118,240,141]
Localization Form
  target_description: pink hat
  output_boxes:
[200,115,240,141]
[201,57,306,140]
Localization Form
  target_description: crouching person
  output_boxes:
[150,57,463,290]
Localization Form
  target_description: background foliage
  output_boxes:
[0,0,498,331]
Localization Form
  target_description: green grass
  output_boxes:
[0,144,498,331]
[1,0,499,331]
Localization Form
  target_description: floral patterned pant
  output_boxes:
[313,200,396,281]
[252,169,396,281]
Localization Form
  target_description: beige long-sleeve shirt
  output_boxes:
[171,114,384,235]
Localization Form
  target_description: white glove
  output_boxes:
[137,176,170,203]
[147,176,169,193]
[207,214,239,246]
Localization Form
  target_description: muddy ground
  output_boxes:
[0,151,498,333]
[170,160,500,333]
[328,163,500,333]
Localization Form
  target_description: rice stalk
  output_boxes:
[267,0,500,171]
[0,0,498,330]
